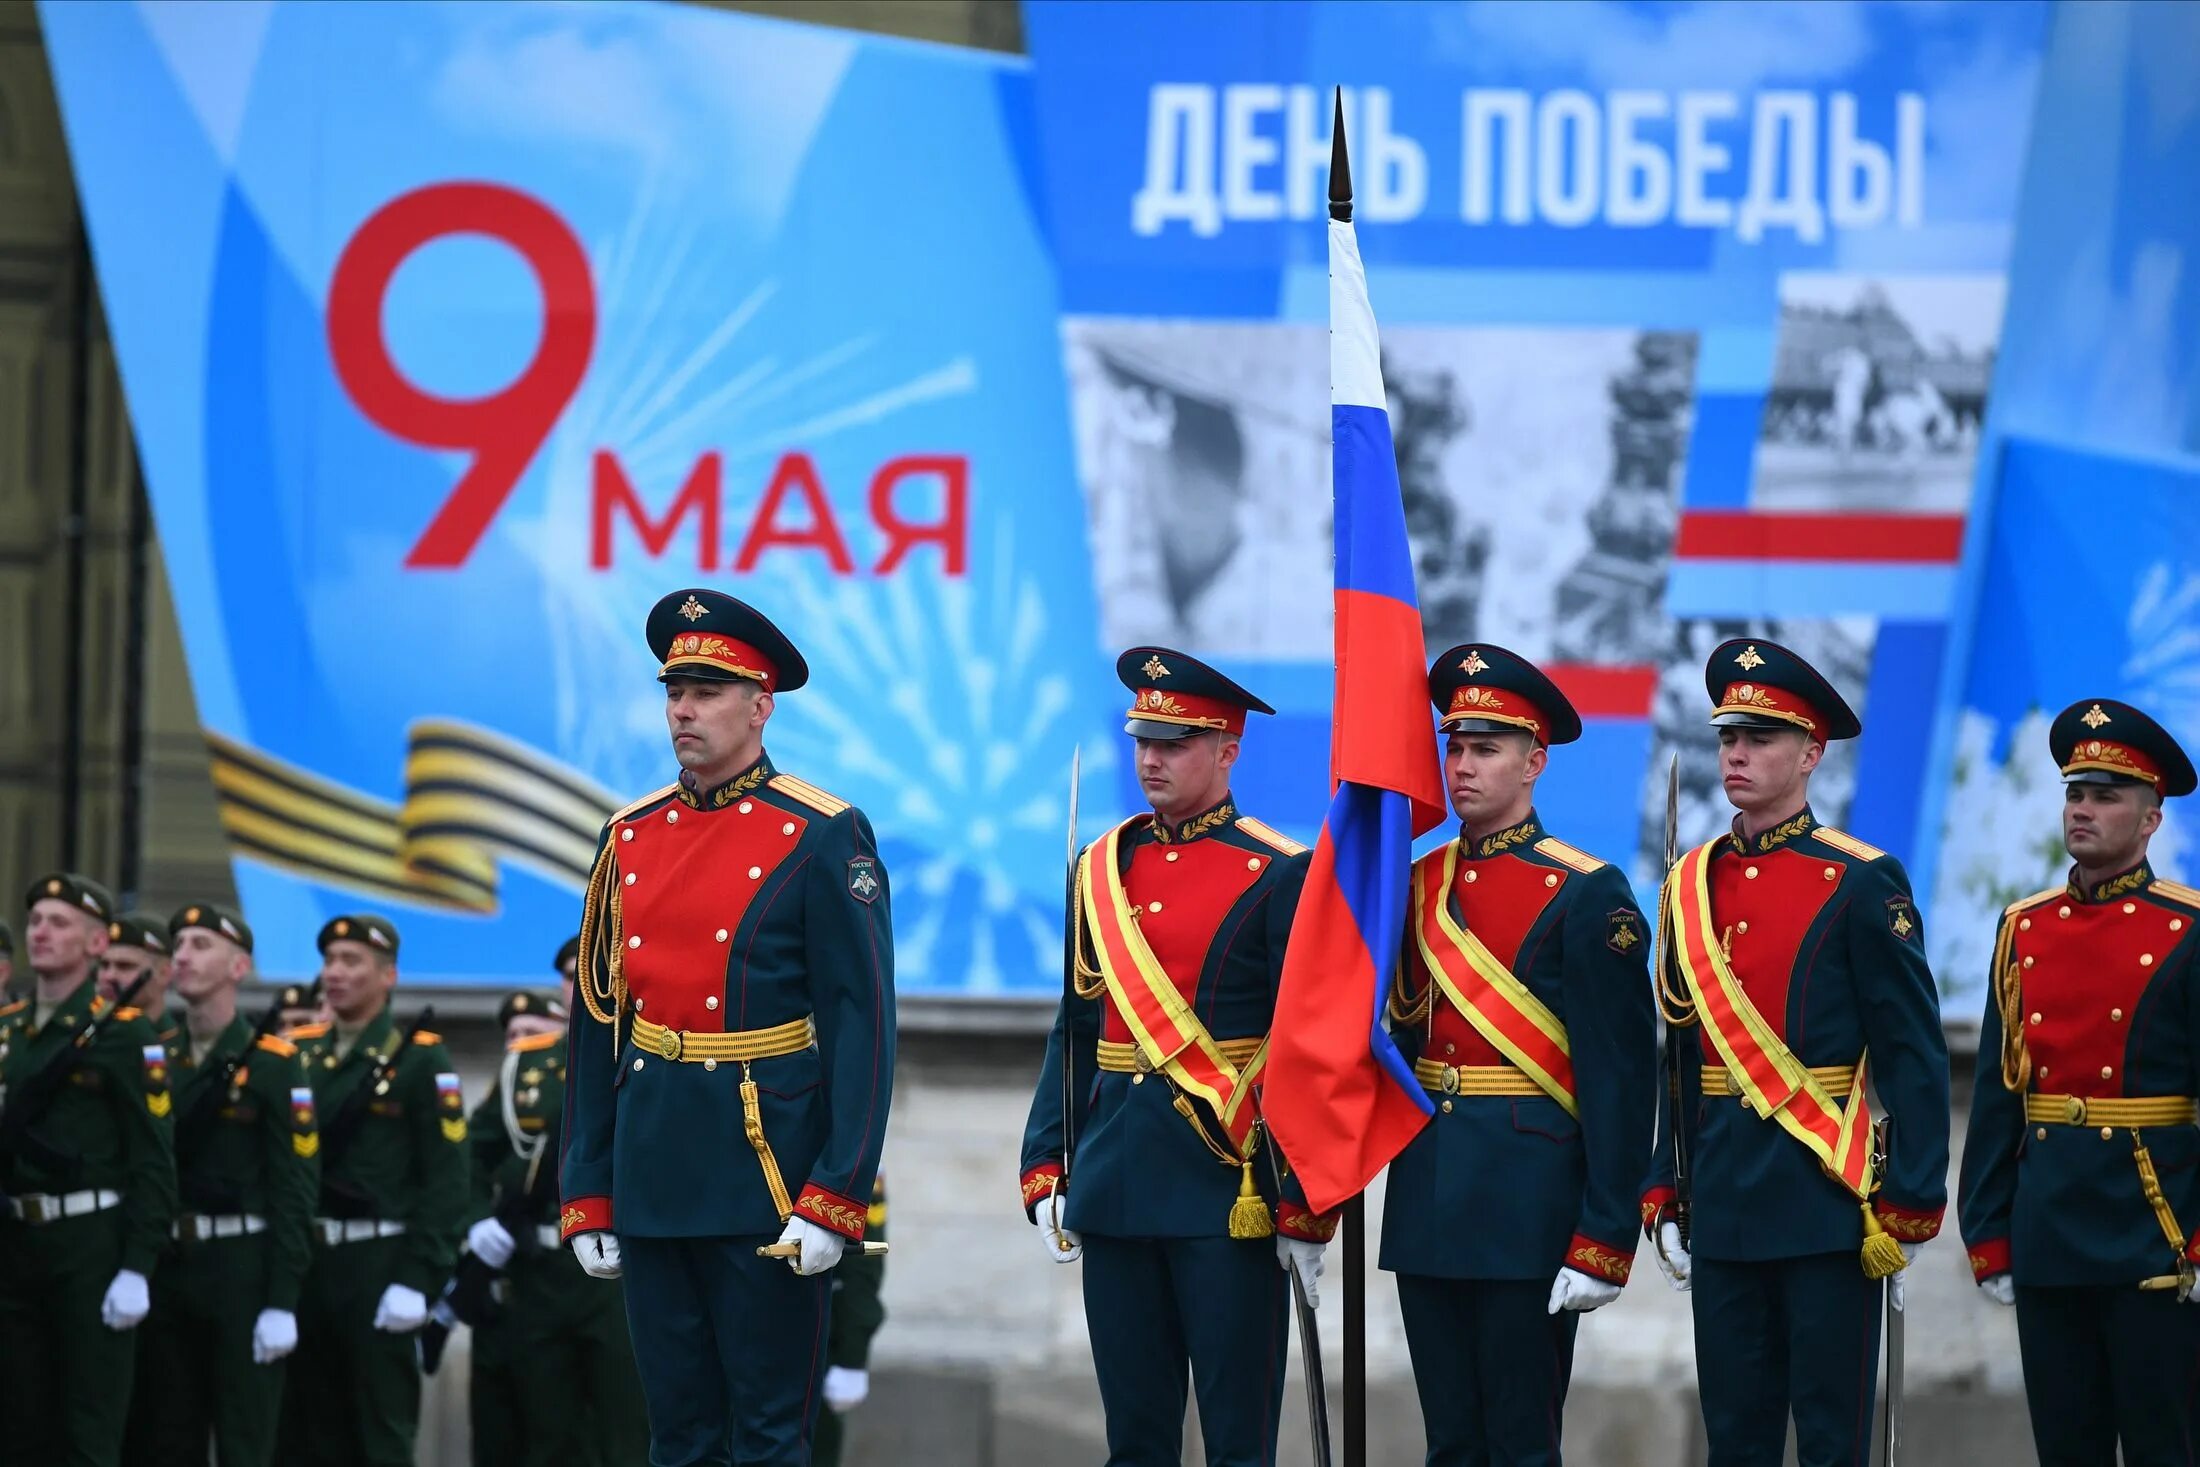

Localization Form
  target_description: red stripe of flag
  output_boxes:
[1675,511,1966,564]
[1544,664,1659,720]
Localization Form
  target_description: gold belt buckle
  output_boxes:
[1133,1049,1154,1075]
[654,1026,684,1061]
[1725,1072,1743,1097]
[2064,1096,2087,1126]
[1439,1066,1460,1096]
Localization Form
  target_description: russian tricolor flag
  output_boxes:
[1264,108,1448,1215]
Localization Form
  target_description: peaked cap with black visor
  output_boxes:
[2049,698,2195,798]
[647,589,809,694]
[1429,643,1582,746]
[1116,647,1274,741]
[1703,637,1861,743]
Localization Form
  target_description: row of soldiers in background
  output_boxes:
[1021,639,2198,1467]
[0,885,891,1467]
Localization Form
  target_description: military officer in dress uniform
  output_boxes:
[1959,699,2200,1465]
[1019,648,1330,1467]
[560,588,896,1467]
[1382,646,1655,1466]
[277,914,468,1467]
[1640,640,1951,1467]
[0,873,177,1466]
[464,977,647,1467]
[814,1171,889,1467]
[99,911,179,1051]
[128,902,318,1467]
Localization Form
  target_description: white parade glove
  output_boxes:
[1040,1191,1082,1264]
[776,1216,847,1276]
[372,1283,428,1333]
[823,1365,870,1413]
[100,1268,150,1330]
[1978,1273,2015,1307]
[466,1216,516,1269]
[1547,1267,1624,1315]
[252,1308,298,1363]
[1653,1221,1692,1293]
[1888,1244,1918,1312]
[1276,1237,1327,1310]
[572,1232,623,1279]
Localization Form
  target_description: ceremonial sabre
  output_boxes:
[1264,1137,1332,1467]
[755,1241,890,1259]
[1047,745,1083,1248]
[1658,756,1693,1250]
[1878,1117,1905,1466]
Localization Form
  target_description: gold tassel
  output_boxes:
[1228,1158,1274,1240]
[1859,1204,1908,1279]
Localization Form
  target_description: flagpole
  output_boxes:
[1328,87,1369,1467]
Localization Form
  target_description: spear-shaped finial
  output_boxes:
[1329,86,1353,223]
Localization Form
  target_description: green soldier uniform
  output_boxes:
[128,904,319,1467]
[814,1174,889,1467]
[463,993,647,1467]
[277,915,468,1467]
[0,873,179,1466]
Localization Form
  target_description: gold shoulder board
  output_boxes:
[114,1006,143,1021]
[2150,878,2200,910]
[413,1030,444,1047]
[0,999,26,1019]
[2003,885,2064,920]
[1534,836,1607,873]
[507,1030,561,1054]
[283,1022,330,1042]
[255,1034,298,1058]
[1235,815,1308,855]
[1815,827,1887,862]
[608,782,681,827]
[769,774,851,816]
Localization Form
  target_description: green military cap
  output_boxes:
[25,872,116,923]
[316,913,400,958]
[498,990,567,1030]
[276,982,314,1011]
[168,901,255,954]
[553,934,581,974]
[106,912,170,956]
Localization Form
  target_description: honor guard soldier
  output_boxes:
[1020,648,1330,1467]
[1382,646,1655,1465]
[457,970,647,1467]
[127,903,318,1467]
[0,873,178,1467]
[560,589,896,1467]
[1959,700,2200,1464]
[814,1172,889,1467]
[1642,640,1951,1467]
[276,914,468,1467]
[100,912,180,1052]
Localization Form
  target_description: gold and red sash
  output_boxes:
[1666,838,1875,1199]
[1410,845,1577,1117]
[1080,818,1266,1156]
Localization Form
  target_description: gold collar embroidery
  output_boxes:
[1731,808,1814,855]
[1469,816,1540,860]
[2072,863,2151,905]
[1154,799,1236,845]
[677,758,773,810]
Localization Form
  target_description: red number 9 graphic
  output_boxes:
[327,182,595,569]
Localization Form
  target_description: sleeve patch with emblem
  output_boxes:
[290,1085,320,1156]
[437,1072,467,1141]
[1887,897,1921,943]
[143,1044,172,1117]
[1607,909,1646,956]
[846,855,881,905]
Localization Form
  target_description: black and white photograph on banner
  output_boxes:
[1062,318,1696,663]
[1631,616,1877,888]
[1752,273,2007,514]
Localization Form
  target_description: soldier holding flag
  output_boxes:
[1382,646,1654,1464]
[1641,639,1950,1467]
